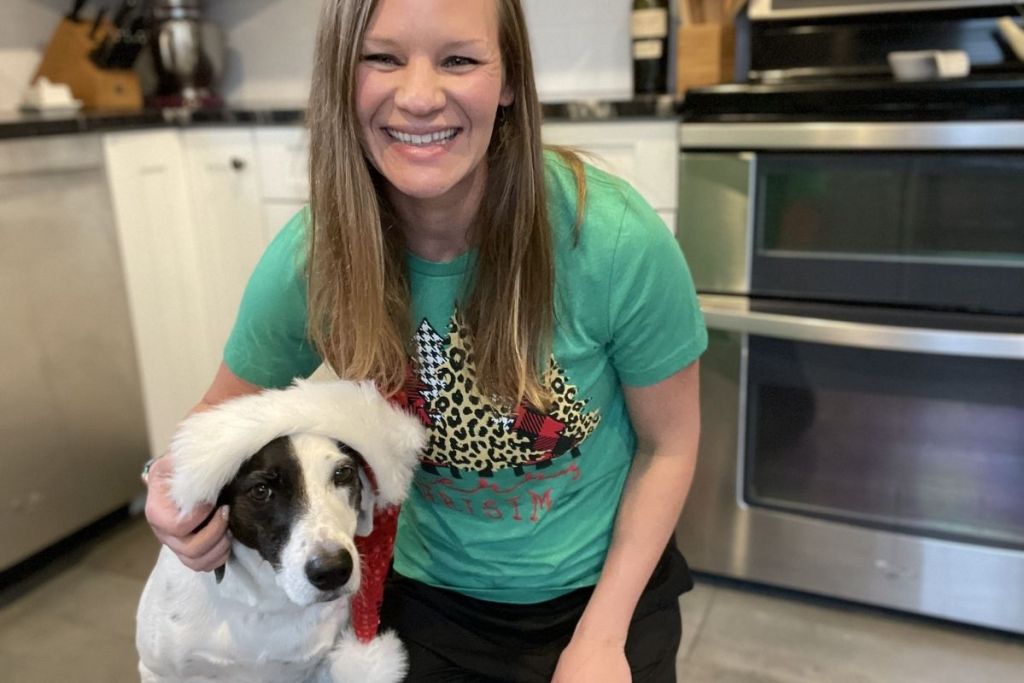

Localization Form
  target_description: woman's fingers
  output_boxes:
[169,521,232,573]
[160,505,231,569]
[144,454,232,572]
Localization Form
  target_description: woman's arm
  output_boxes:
[144,362,262,571]
[553,360,701,682]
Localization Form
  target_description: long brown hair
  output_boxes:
[306,0,580,409]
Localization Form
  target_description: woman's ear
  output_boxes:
[356,467,376,536]
[499,83,514,108]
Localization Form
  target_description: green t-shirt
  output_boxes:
[224,150,707,603]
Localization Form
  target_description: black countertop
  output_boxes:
[0,96,681,140]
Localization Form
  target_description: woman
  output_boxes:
[144,0,707,681]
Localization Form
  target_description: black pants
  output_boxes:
[379,544,692,683]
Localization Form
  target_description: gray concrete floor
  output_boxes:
[0,514,1021,682]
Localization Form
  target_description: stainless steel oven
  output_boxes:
[748,0,1018,21]
[674,121,1024,634]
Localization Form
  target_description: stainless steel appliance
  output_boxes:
[151,0,225,107]
[0,134,149,571]
[749,0,1018,21]
[674,2,1024,635]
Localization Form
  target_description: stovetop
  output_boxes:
[681,74,1024,122]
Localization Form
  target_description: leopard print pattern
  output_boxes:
[409,311,600,477]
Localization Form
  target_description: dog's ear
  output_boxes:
[210,473,239,584]
[356,466,376,536]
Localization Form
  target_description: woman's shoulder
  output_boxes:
[544,148,669,251]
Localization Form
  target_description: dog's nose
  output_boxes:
[305,548,353,591]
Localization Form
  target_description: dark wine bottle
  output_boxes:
[631,0,669,95]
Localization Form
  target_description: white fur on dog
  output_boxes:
[169,378,425,515]
[137,378,425,683]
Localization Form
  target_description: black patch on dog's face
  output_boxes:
[218,437,307,568]
[335,441,364,513]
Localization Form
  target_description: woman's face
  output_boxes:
[355,0,513,205]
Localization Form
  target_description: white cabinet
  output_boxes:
[254,126,310,242]
[181,128,267,360]
[251,121,680,235]
[104,127,266,456]
[541,120,679,233]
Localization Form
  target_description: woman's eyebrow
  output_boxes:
[361,37,489,51]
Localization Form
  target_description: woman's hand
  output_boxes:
[551,634,631,683]
[144,453,231,572]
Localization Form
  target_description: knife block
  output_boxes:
[33,18,142,111]
[676,24,736,96]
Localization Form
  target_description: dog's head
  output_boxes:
[216,434,376,604]
[167,378,426,606]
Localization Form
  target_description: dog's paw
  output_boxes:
[326,629,408,683]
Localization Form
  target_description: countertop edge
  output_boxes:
[0,97,682,140]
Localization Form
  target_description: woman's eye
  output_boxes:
[362,53,398,67]
[333,465,357,487]
[249,483,272,502]
[443,56,477,69]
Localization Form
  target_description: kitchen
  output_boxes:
[1,0,1023,681]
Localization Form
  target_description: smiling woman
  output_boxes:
[144,0,707,681]
[355,0,513,210]
[306,0,553,412]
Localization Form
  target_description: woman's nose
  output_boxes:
[394,58,446,115]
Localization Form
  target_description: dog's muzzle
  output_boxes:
[305,546,354,593]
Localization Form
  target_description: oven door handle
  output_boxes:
[699,295,1024,360]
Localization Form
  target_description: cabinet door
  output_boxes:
[541,120,678,230]
[104,130,215,455]
[181,128,267,357]
[254,126,310,202]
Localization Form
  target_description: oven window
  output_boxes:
[744,336,1024,549]
[758,152,1024,264]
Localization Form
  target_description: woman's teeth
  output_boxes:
[387,128,458,146]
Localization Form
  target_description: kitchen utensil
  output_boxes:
[88,7,107,38]
[998,17,1024,61]
[33,14,143,110]
[91,0,146,69]
[151,0,224,107]
[67,0,89,22]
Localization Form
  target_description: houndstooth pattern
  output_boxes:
[413,319,446,403]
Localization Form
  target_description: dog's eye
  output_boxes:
[249,483,273,502]
[332,465,356,488]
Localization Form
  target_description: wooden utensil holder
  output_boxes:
[676,24,736,96]
[33,18,142,111]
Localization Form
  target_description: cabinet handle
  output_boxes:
[230,157,246,171]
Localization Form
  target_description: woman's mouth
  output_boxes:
[385,128,460,146]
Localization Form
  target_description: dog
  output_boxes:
[136,378,426,683]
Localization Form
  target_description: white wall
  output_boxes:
[0,0,66,111]
[0,0,641,112]
[208,0,635,106]
[526,1,632,101]
[205,0,322,107]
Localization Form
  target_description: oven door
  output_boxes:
[752,150,1024,315]
[678,129,1024,316]
[676,294,1024,633]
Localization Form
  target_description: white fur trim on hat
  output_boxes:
[169,379,426,515]
[326,629,408,683]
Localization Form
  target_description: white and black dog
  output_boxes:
[136,378,425,683]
